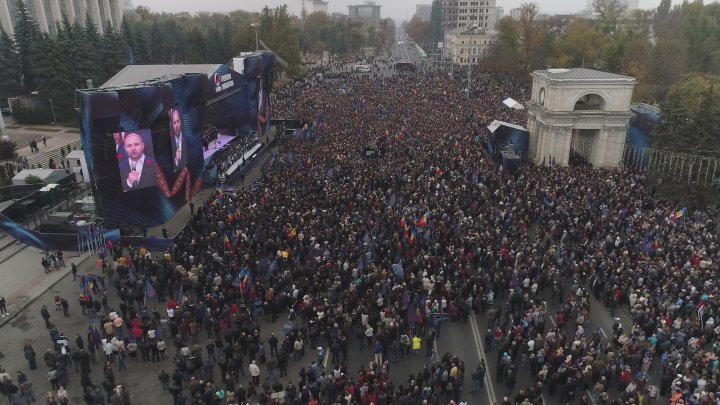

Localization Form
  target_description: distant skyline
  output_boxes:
[133,0,696,23]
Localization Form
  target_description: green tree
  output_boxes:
[149,21,167,63]
[652,74,720,207]
[134,30,149,64]
[494,16,521,67]
[84,12,103,85]
[24,174,42,184]
[551,20,604,68]
[206,27,226,63]
[592,0,627,33]
[13,0,41,92]
[259,5,301,70]
[33,32,73,122]
[0,31,22,105]
[186,27,207,64]
[655,74,720,153]
[0,140,17,160]
[98,24,129,82]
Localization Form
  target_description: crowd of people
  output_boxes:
[3,62,718,405]
[211,134,261,177]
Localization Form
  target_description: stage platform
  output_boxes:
[147,126,279,240]
[203,134,235,162]
[225,143,262,177]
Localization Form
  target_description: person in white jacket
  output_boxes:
[249,360,260,385]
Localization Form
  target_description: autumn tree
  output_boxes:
[518,3,544,71]
[405,16,431,45]
[551,20,604,68]
[592,0,627,33]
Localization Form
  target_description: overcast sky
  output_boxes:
[133,0,692,23]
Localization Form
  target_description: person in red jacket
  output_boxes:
[620,366,632,388]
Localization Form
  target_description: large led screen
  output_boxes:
[114,129,158,191]
[80,74,207,227]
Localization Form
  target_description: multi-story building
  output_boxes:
[302,0,329,19]
[495,6,504,23]
[621,0,639,16]
[509,7,522,20]
[0,0,124,36]
[441,0,497,31]
[415,4,432,22]
[443,25,494,65]
[348,1,381,24]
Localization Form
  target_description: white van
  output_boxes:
[353,64,371,73]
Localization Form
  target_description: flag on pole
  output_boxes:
[232,269,242,287]
[407,301,424,325]
[416,211,429,229]
[145,279,157,299]
[671,207,687,222]
[238,268,252,295]
[288,227,297,239]
[224,235,231,250]
[176,285,184,304]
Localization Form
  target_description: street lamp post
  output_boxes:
[250,23,260,52]
[49,98,57,125]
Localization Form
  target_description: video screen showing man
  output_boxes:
[169,107,187,172]
[113,132,127,161]
[117,129,158,192]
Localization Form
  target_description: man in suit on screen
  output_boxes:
[119,132,157,192]
[170,108,187,172]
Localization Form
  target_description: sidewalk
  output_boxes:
[0,246,91,327]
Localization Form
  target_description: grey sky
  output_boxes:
[134,0,687,23]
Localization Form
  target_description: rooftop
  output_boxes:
[100,64,223,89]
[535,68,635,81]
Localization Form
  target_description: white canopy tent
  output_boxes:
[503,98,525,110]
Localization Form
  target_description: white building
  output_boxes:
[415,4,432,22]
[443,25,495,65]
[442,0,497,30]
[348,1,381,24]
[1,0,125,36]
[621,0,639,16]
[509,7,522,20]
[302,0,329,19]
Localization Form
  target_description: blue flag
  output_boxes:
[176,285,184,303]
[232,269,242,287]
[145,279,157,299]
[268,259,278,275]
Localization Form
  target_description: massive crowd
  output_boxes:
[3,65,718,405]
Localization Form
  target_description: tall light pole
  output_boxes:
[467,25,477,98]
[250,23,260,52]
[49,98,57,125]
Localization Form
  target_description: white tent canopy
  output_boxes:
[503,98,525,110]
[487,120,527,134]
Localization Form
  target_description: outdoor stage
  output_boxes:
[203,134,235,161]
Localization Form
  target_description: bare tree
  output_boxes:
[519,3,543,71]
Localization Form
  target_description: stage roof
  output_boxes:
[100,64,223,89]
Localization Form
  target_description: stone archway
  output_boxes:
[526,68,637,168]
[573,93,607,111]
